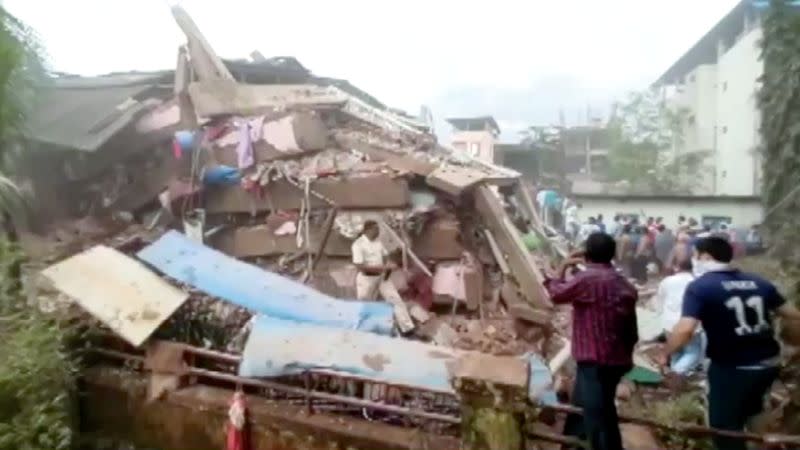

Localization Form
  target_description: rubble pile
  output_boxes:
[19,8,580,447]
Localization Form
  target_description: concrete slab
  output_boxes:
[204,176,410,213]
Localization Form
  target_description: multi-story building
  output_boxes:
[447,116,500,164]
[656,0,765,196]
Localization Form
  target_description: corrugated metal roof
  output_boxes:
[27,73,169,151]
[41,245,188,347]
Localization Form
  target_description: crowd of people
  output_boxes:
[565,211,765,286]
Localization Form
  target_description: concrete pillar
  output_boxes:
[449,353,530,450]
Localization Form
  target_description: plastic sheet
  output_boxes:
[137,231,394,335]
[238,315,556,403]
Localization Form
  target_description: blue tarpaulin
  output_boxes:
[202,165,241,185]
[137,231,394,334]
[238,315,557,403]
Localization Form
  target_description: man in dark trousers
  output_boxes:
[546,232,639,450]
[660,236,800,450]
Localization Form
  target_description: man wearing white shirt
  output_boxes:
[577,217,601,244]
[351,220,415,334]
[606,215,621,238]
[655,259,704,373]
[564,201,580,241]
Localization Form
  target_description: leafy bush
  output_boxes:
[0,313,77,450]
[0,241,77,450]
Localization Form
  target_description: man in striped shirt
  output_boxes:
[546,232,639,450]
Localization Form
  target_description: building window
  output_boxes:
[687,115,696,126]
[689,74,696,82]
[468,142,481,158]
[722,81,728,92]
[722,126,728,134]
[701,216,732,229]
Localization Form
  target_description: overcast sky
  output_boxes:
[6,0,741,140]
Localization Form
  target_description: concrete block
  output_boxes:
[474,185,552,309]
[412,218,463,260]
[211,224,353,258]
[188,81,346,117]
[448,352,528,389]
[204,176,410,213]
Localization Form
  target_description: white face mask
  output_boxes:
[692,257,730,277]
[691,258,707,277]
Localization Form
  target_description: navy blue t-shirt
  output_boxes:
[682,269,785,366]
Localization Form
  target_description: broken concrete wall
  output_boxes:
[210,111,329,167]
[204,176,411,213]
[82,368,458,450]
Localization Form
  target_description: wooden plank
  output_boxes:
[189,81,347,117]
[41,246,189,347]
[474,185,552,309]
[378,220,433,277]
[204,176,410,213]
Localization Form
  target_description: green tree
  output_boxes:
[758,0,800,304]
[0,5,42,239]
[606,89,703,194]
[0,8,77,450]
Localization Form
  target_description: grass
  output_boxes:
[0,312,77,450]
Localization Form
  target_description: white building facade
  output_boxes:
[575,194,763,230]
[658,1,764,197]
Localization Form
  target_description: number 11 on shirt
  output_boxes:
[725,295,769,336]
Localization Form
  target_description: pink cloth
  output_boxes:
[432,263,466,300]
[172,140,182,159]
[226,392,250,450]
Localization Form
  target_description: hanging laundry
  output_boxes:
[235,122,254,169]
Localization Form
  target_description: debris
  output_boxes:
[474,185,552,309]
[432,321,459,347]
[620,424,661,450]
[408,302,431,324]
[41,245,189,347]
[501,280,550,325]
[484,229,510,275]
[547,340,572,374]
[625,366,663,385]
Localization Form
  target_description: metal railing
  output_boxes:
[88,338,800,448]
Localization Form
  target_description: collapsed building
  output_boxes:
[22,5,768,450]
[13,5,579,450]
